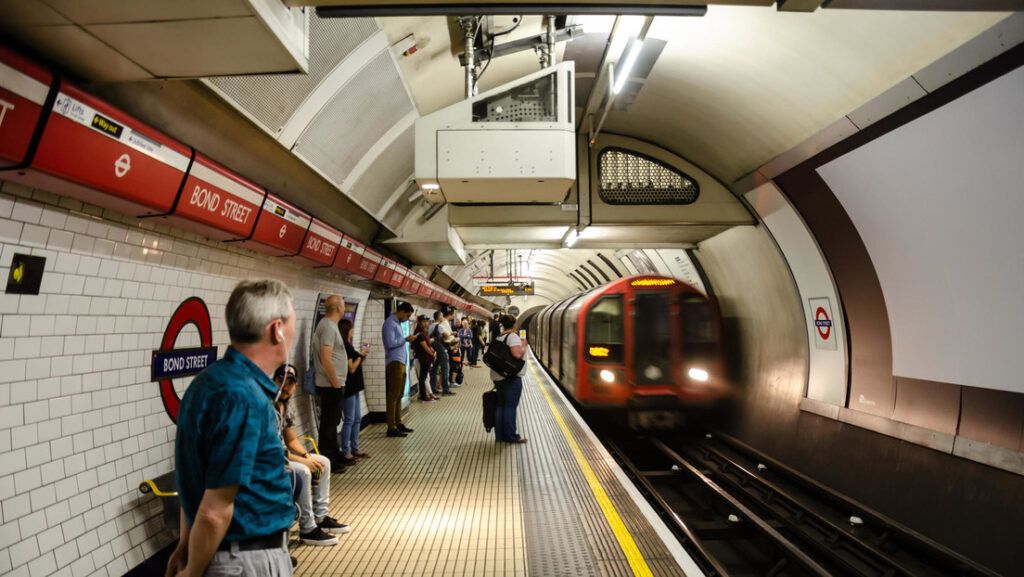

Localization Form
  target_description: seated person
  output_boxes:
[273,364,350,546]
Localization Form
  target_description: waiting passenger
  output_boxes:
[382,300,417,437]
[413,315,438,402]
[492,314,527,444]
[170,279,296,577]
[470,320,485,367]
[272,364,349,546]
[430,309,457,396]
[337,319,370,463]
[313,294,347,469]
[458,318,473,368]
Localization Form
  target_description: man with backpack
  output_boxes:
[487,314,527,444]
[430,309,457,396]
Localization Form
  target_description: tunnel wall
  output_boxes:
[0,179,390,577]
[775,44,1024,470]
[695,44,1024,574]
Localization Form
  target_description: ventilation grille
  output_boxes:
[351,125,414,215]
[598,147,699,205]
[293,51,414,187]
[208,16,379,134]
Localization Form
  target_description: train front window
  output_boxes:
[634,292,672,385]
[681,293,717,358]
[585,296,624,363]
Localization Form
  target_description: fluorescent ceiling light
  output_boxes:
[563,228,579,248]
[613,38,643,94]
[608,15,646,59]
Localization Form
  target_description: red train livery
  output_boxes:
[528,275,729,426]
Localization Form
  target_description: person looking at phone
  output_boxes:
[337,319,370,463]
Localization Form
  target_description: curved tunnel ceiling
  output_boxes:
[7,5,1008,266]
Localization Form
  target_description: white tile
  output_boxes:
[36,525,64,554]
[71,234,95,255]
[61,274,85,295]
[8,535,39,567]
[36,377,60,399]
[40,206,68,229]
[10,200,43,224]
[0,195,14,218]
[24,400,49,424]
[0,519,21,549]
[54,540,78,569]
[19,223,49,247]
[50,356,72,377]
[25,358,51,380]
[47,229,74,252]
[64,214,91,235]
[17,509,47,539]
[0,293,19,314]
[97,259,118,279]
[83,277,105,297]
[54,315,76,335]
[0,359,27,383]
[2,315,30,337]
[0,218,24,243]
[27,550,56,575]
[92,239,115,258]
[13,337,41,359]
[45,294,71,315]
[77,256,100,277]
[2,493,31,522]
[29,315,55,336]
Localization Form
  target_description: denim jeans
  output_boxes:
[340,394,361,454]
[469,344,480,365]
[494,376,524,442]
[292,454,331,532]
[431,346,450,393]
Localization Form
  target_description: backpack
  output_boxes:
[483,334,525,379]
[302,362,317,395]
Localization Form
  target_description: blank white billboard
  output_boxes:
[818,66,1024,393]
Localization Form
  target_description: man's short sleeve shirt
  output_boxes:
[175,347,293,540]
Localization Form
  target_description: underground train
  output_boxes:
[525,275,729,427]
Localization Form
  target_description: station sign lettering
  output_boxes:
[151,347,217,380]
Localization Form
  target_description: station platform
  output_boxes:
[292,353,701,577]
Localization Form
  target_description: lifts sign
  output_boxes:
[151,297,217,422]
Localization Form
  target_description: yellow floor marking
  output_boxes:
[528,362,655,577]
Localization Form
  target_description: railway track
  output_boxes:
[603,430,1002,577]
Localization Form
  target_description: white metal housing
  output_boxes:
[415,61,576,204]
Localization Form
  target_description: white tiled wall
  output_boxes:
[0,179,392,577]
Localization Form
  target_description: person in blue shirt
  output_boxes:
[168,280,297,577]
[381,300,416,437]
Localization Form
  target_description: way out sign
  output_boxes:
[808,297,837,351]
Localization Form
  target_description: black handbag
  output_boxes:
[483,334,525,379]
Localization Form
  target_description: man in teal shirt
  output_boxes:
[168,280,296,577]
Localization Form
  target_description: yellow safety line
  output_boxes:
[528,361,654,577]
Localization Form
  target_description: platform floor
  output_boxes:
[292,355,694,577]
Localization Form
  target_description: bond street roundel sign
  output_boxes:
[151,297,217,423]
[808,297,838,351]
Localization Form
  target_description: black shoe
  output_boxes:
[330,460,347,473]
[318,516,351,535]
[442,391,456,396]
[291,556,298,568]
[299,526,338,546]
[397,425,414,433]
[386,429,408,438]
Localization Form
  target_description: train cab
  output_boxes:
[531,275,729,425]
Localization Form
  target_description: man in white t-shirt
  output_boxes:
[312,295,348,465]
[430,309,457,396]
[490,314,527,444]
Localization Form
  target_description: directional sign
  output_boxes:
[808,297,837,351]
[153,297,216,422]
[479,283,534,296]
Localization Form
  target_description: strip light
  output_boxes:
[613,38,644,95]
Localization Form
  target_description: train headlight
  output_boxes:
[599,369,616,383]
[687,367,710,382]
